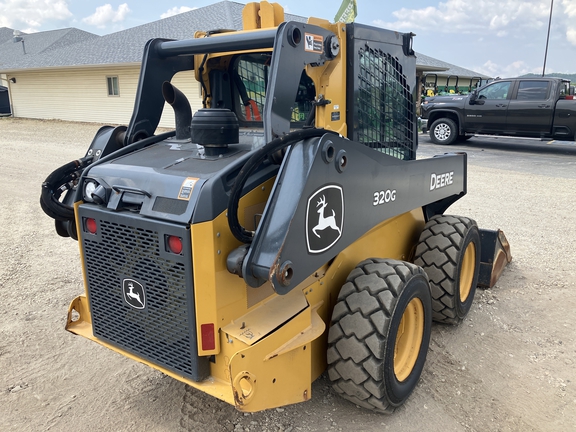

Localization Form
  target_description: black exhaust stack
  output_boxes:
[162,81,192,140]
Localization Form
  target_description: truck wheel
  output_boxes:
[327,259,432,413]
[429,118,458,145]
[414,215,480,324]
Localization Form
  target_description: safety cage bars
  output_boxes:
[356,46,416,161]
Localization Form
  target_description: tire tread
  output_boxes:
[414,215,478,324]
[327,259,427,413]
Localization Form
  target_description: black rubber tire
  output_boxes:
[414,215,481,325]
[327,259,432,413]
[429,118,458,145]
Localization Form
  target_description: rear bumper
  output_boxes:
[66,291,326,412]
[66,294,235,402]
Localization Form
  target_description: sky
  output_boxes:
[1,0,575,77]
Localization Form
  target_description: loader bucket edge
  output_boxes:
[478,229,512,288]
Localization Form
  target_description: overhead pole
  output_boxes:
[542,0,554,77]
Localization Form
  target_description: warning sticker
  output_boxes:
[178,177,199,200]
[304,33,324,53]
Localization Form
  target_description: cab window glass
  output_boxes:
[478,81,511,100]
[233,54,314,124]
[517,81,550,101]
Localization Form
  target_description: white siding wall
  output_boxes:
[8,67,202,130]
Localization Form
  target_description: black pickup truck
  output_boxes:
[421,77,576,144]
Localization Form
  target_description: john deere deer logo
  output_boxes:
[306,185,344,254]
[122,278,146,310]
[313,195,341,238]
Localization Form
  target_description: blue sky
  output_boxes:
[1,0,575,77]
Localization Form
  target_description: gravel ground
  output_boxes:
[1,117,575,431]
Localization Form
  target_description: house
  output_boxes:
[0,2,309,127]
[0,26,99,116]
[0,1,488,127]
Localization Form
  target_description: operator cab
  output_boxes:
[204,52,315,122]
[191,52,316,154]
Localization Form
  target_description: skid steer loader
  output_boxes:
[40,1,511,414]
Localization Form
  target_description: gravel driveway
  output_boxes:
[1,118,575,431]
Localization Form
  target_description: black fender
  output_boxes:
[427,109,465,135]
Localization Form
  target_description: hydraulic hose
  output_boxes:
[72,130,176,203]
[40,130,176,223]
[227,128,337,243]
[40,157,93,221]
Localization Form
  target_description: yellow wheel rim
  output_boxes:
[394,298,424,382]
[459,243,476,302]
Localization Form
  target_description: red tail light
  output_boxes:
[167,235,183,255]
[201,323,215,351]
[85,218,97,234]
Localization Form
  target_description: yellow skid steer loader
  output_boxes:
[41,1,511,414]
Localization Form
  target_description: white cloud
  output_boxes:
[0,0,72,31]
[371,0,575,76]
[474,59,543,77]
[160,6,196,19]
[562,0,576,45]
[478,60,500,76]
[374,0,576,74]
[82,3,131,28]
[567,28,576,45]
[374,0,549,34]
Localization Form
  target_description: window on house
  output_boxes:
[107,76,119,96]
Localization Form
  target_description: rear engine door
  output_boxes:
[464,80,512,133]
[505,80,554,136]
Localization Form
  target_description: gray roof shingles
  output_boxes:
[0,1,487,79]
[415,51,489,79]
[0,1,304,71]
[0,27,98,69]
[0,27,19,44]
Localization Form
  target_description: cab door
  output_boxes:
[505,80,553,136]
[464,80,512,133]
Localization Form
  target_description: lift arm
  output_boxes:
[242,134,467,293]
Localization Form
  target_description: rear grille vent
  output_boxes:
[153,196,188,215]
[80,210,208,381]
